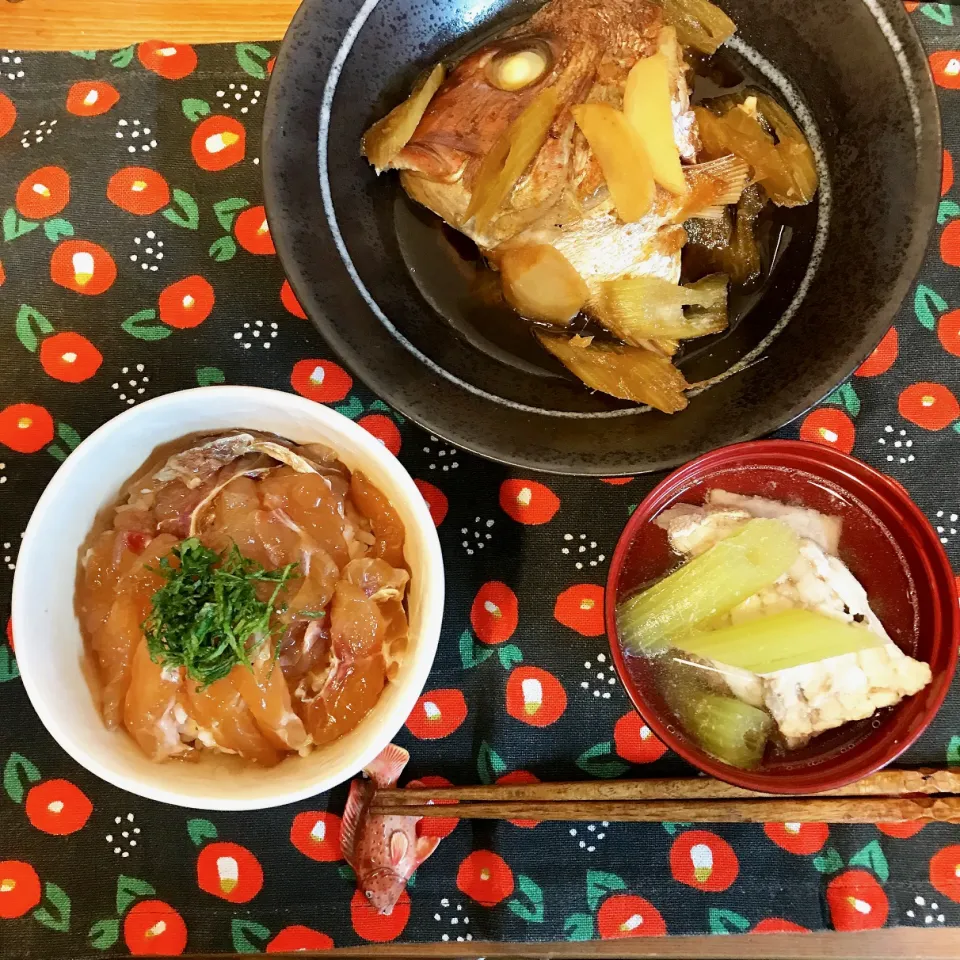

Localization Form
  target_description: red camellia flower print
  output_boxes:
[496,770,540,828]
[505,666,566,727]
[899,382,960,430]
[137,40,197,80]
[196,842,263,903]
[413,479,448,526]
[191,116,245,171]
[16,166,70,220]
[855,327,898,377]
[24,779,93,835]
[876,821,927,839]
[471,582,519,644]
[0,403,54,453]
[123,900,188,955]
[50,240,117,296]
[799,407,855,453]
[267,926,333,952]
[66,80,120,116]
[826,870,888,930]
[763,822,828,855]
[357,414,401,456]
[944,150,954,196]
[930,845,960,902]
[405,689,467,739]
[670,830,739,892]
[290,359,353,403]
[941,219,960,266]
[753,918,810,934]
[406,775,460,838]
[107,167,170,216]
[499,479,560,524]
[614,712,668,764]
[289,811,342,862]
[602,476,632,485]
[930,50,960,90]
[39,332,103,383]
[281,279,307,318]
[0,93,15,139]
[597,894,666,938]
[938,309,960,357]
[553,584,604,636]
[0,861,41,918]
[158,276,215,329]
[351,887,410,941]
[234,205,275,255]
[456,850,514,906]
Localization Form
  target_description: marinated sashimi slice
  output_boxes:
[80,530,144,636]
[331,580,385,658]
[254,509,302,568]
[186,675,283,766]
[95,533,178,728]
[301,655,386,746]
[123,638,186,761]
[342,557,409,602]
[278,619,331,685]
[284,550,340,619]
[260,469,350,566]
[210,480,271,566]
[350,471,406,568]
[233,644,308,751]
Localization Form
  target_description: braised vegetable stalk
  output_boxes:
[536,332,690,413]
[617,518,800,654]
[660,0,737,55]
[672,690,774,769]
[143,538,298,686]
[672,608,885,673]
[593,273,729,343]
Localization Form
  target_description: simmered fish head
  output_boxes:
[391,0,666,238]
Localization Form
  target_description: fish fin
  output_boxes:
[678,155,749,220]
[689,205,726,221]
[415,835,442,866]
[365,743,410,788]
[340,779,367,867]
[389,830,409,866]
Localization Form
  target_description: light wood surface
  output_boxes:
[316,932,960,958]
[0,0,301,51]
[4,4,958,957]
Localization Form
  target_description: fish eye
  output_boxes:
[486,38,552,91]
[366,890,373,899]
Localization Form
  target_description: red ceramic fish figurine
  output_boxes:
[340,743,441,915]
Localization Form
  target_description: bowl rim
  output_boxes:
[604,438,960,793]
[262,0,942,475]
[11,385,445,810]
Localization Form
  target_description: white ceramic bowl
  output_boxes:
[12,386,444,810]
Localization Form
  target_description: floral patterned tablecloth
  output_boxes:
[1,6,960,956]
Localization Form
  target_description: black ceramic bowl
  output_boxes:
[263,0,940,475]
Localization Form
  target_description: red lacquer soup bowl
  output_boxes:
[605,440,959,794]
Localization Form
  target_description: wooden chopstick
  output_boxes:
[369,769,960,823]
[372,796,960,823]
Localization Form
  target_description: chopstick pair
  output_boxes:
[371,768,960,823]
